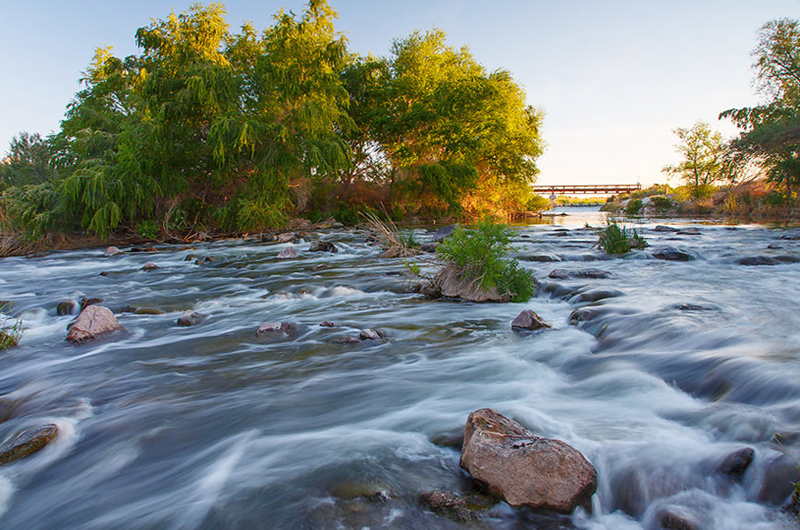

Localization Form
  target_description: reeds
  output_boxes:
[361,211,420,258]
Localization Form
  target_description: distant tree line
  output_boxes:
[0,1,544,240]
[665,16,800,205]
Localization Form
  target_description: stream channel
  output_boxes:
[0,208,799,529]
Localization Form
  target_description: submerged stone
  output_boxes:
[0,424,58,464]
[177,311,207,327]
[309,240,338,253]
[419,490,493,523]
[256,322,293,335]
[56,300,79,316]
[142,261,159,271]
[359,329,386,341]
[738,256,781,266]
[652,247,694,261]
[548,268,612,279]
[716,447,754,480]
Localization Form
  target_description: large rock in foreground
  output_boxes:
[460,408,597,513]
[66,305,124,344]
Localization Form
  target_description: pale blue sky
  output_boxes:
[1,0,798,186]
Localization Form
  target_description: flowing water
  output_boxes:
[0,209,799,529]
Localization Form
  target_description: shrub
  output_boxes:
[597,221,647,254]
[625,198,643,216]
[436,220,535,302]
[651,196,673,210]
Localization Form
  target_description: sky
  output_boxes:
[1,0,798,187]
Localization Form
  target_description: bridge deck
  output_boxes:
[533,184,641,195]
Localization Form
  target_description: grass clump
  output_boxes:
[597,221,647,255]
[0,303,23,350]
[362,211,420,258]
[436,220,535,302]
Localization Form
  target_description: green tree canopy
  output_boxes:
[721,17,800,198]
[1,2,545,241]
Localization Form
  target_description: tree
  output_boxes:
[0,133,58,188]
[366,30,544,215]
[721,18,800,198]
[662,121,732,197]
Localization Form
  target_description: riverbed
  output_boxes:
[0,210,798,529]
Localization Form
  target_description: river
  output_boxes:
[0,208,798,529]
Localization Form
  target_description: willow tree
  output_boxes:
[49,0,350,237]
[721,18,800,199]
[214,0,351,229]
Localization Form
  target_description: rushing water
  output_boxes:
[0,209,799,529]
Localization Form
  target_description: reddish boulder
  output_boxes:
[66,305,124,344]
[511,310,551,331]
[460,408,597,513]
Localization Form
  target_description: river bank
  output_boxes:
[0,211,799,528]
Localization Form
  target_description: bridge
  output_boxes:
[532,184,641,195]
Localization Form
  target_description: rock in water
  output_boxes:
[548,268,612,280]
[651,247,694,261]
[66,306,124,344]
[276,232,298,244]
[0,424,58,464]
[56,300,79,316]
[432,224,459,242]
[459,408,597,513]
[142,261,159,271]
[419,490,493,522]
[738,256,781,266]
[511,310,551,331]
[278,247,299,259]
[309,240,338,253]
[653,225,679,233]
[104,246,123,257]
[256,322,293,335]
[434,265,507,303]
[359,329,385,340]
[716,447,754,480]
[177,311,207,327]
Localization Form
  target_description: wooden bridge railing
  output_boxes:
[532,184,641,195]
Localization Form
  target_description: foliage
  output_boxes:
[662,121,734,198]
[625,198,643,216]
[597,221,647,255]
[651,196,674,210]
[0,183,64,240]
[0,303,23,350]
[436,220,535,302]
[0,133,59,188]
[350,30,544,216]
[1,2,545,239]
[722,18,800,200]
